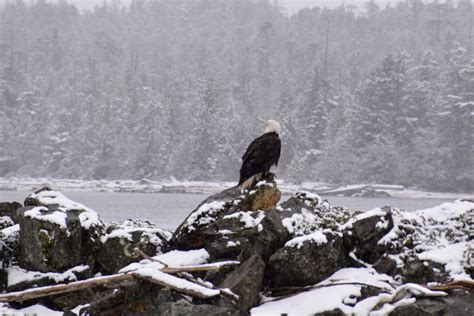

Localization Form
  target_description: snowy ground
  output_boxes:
[0,177,472,200]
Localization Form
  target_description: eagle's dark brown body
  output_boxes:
[239,131,281,186]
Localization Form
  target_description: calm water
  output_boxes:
[0,191,452,230]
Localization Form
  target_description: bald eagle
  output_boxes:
[239,119,281,190]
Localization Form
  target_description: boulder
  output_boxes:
[97,219,171,274]
[0,221,20,268]
[262,192,351,287]
[267,232,349,287]
[214,254,266,313]
[0,215,15,230]
[16,187,104,272]
[401,258,448,284]
[342,206,394,264]
[0,201,22,223]
[6,265,92,293]
[65,280,175,316]
[171,179,282,261]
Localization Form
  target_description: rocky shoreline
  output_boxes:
[0,180,472,315]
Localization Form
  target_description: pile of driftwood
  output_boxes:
[0,248,240,303]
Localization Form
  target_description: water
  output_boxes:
[0,190,453,230]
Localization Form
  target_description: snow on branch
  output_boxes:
[0,260,240,303]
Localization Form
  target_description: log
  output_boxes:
[426,280,474,292]
[134,247,169,267]
[131,270,221,299]
[0,261,240,303]
[0,274,133,302]
[160,261,240,273]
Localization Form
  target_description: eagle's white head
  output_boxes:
[264,119,281,134]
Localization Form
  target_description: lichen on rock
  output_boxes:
[16,187,104,272]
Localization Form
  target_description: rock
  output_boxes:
[0,201,22,223]
[346,206,394,264]
[214,254,266,313]
[171,179,281,261]
[6,265,92,293]
[0,269,7,291]
[0,215,15,230]
[66,280,176,316]
[16,187,104,272]
[373,254,399,276]
[390,290,474,316]
[0,221,20,267]
[54,288,97,312]
[97,219,171,274]
[267,232,349,287]
[401,258,448,284]
[241,181,281,211]
[158,300,238,316]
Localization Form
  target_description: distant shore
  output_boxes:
[0,177,472,200]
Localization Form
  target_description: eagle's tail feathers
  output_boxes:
[239,173,262,192]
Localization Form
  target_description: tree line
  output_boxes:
[0,0,473,191]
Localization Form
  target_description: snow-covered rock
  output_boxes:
[171,179,284,261]
[97,219,171,274]
[0,201,22,223]
[16,187,104,272]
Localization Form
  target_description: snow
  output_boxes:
[185,201,226,231]
[251,268,446,316]
[23,190,103,230]
[0,303,63,315]
[318,267,395,290]
[285,230,327,249]
[30,189,93,212]
[375,200,473,282]
[154,249,210,266]
[353,283,446,315]
[100,219,171,243]
[24,206,68,229]
[416,199,473,222]
[226,240,240,247]
[120,249,210,273]
[417,242,472,280]
[223,210,265,229]
[78,210,102,230]
[6,265,89,286]
[281,208,319,235]
[251,284,361,315]
[339,207,390,231]
[1,223,20,237]
[131,268,220,297]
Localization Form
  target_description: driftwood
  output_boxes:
[0,274,134,302]
[0,260,240,303]
[426,280,474,292]
[132,248,239,301]
[267,281,391,298]
[130,271,221,299]
[267,280,474,301]
[134,248,169,267]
